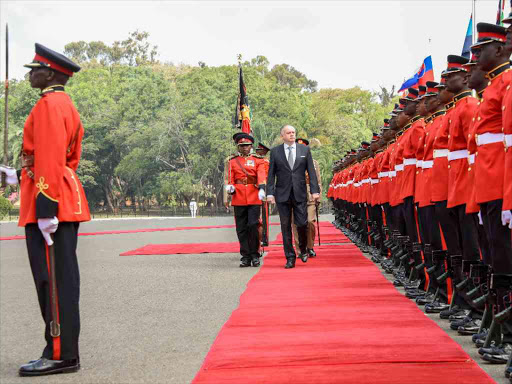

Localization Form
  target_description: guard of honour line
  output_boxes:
[329,19,512,381]
[0,16,510,384]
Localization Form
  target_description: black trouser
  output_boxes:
[25,222,80,361]
[400,196,419,243]
[234,205,261,262]
[382,202,393,233]
[480,200,512,341]
[449,204,481,262]
[360,203,369,245]
[371,204,385,254]
[276,190,308,259]
[392,204,406,235]
[261,201,269,246]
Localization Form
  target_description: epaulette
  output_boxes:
[252,154,264,159]
[226,154,239,161]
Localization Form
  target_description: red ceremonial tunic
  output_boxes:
[19,88,91,226]
[378,145,392,205]
[420,110,446,207]
[414,119,427,204]
[399,116,424,201]
[502,75,512,210]
[472,63,511,204]
[431,102,455,202]
[227,154,266,206]
[447,91,478,208]
[369,153,382,206]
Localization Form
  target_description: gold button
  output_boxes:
[424,144,427,148]
[449,120,452,124]
[477,102,480,106]
[488,81,492,86]
[472,118,475,122]
[468,167,471,171]
[507,85,511,90]
[448,165,451,169]
[503,106,506,111]
[481,99,484,103]
[477,116,481,121]
[448,134,450,139]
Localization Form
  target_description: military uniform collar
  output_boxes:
[445,101,455,110]
[486,62,510,81]
[41,84,65,96]
[402,121,412,131]
[431,110,446,121]
[375,149,384,154]
[424,115,433,124]
[453,90,473,103]
[410,115,422,124]
[477,89,485,99]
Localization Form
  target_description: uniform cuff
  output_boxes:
[36,193,58,218]
[258,184,265,190]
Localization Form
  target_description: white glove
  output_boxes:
[478,211,483,225]
[225,184,235,194]
[502,210,512,228]
[0,165,18,185]
[258,189,266,201]
[38,217,59,246]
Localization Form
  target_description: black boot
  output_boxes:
[285,258,296,269]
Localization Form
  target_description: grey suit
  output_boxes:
[267,143,320,258]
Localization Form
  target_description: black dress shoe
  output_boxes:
[19,358,80,377]
[285,259,295,269]
[252,258,261,267]
[299,252,308,263]
[308,249,317,258]
[240,259,252,268]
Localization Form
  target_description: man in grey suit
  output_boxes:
[267,125,320,268]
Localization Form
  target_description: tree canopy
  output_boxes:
[0,31,396,211]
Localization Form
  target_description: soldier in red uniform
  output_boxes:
[0,44,91,376]
[501,16,512,228]
[470,23,512,363]
[255,143,271,248]
[225,133,267,267]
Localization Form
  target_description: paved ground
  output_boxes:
[0,215,506,383]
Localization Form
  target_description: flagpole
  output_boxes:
[472,0,476,42]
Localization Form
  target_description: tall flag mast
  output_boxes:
[2,24,8,188]
[234,54,251,134]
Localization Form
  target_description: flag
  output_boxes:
[461,14,473,58]
[497,0,506,25]
[234,64,251,134]
[398,56,434,93]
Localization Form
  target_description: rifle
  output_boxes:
[2,24,8,188]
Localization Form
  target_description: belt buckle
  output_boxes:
[243,179,247,185]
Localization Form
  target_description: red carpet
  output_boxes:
[120,243,356,256]
[0,224,241,241]
[270,226,351,245]
[192,224,494,384]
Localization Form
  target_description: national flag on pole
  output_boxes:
[234,64,251,134]
[398,56,434,93]
[461,14,473,58]
[497,0,506,25]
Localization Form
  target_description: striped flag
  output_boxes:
[497,0,506,25]
[234,64,251,134]
[462,14,473,58]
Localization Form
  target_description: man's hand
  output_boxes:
[258,189,266,201]
[502,210,512,229]
[267,195,275,204]
[38,217,59,246]
[225,184,235,194]
[0,165,18,186]
[312,193,320,203]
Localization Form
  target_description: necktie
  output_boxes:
[287,146,294,169]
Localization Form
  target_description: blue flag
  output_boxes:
[461,15,473,58]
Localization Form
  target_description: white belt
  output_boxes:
[422,160,434,169]
[403,158,417,166]
[433,149,449,158]
[468,154,475,165]
[505,134,512,148]
[347,180,353,185]
[355,182,361,187]
[361,179,370,184]
[395,164,404,171]
[389,171,397,177]
[416,160,423,168]
[371,179,379,185]
[448,149,469,161]
[378,172,389,178]
[476,132,504,146]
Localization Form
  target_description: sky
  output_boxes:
[0,0,506,93]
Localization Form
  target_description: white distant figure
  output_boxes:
[189,199,198,218]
